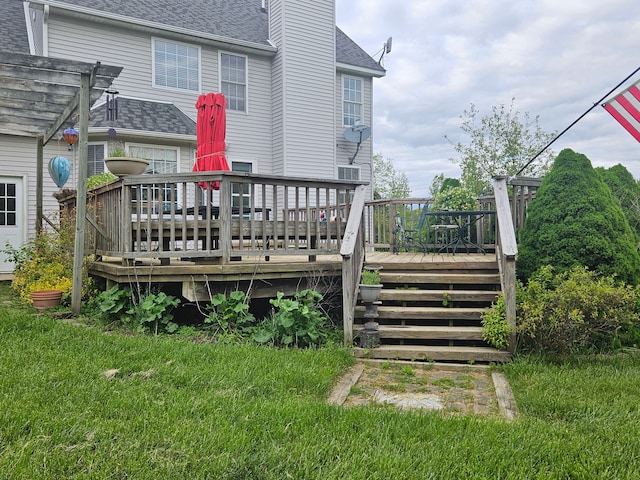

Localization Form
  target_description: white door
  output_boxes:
[0,177,24,274]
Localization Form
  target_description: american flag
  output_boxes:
[602,80,640,142]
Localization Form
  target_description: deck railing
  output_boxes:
[339,185,367,345]
[59,172,365,264]
[362,177,541,253]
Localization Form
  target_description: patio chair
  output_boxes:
[393,205,430,253]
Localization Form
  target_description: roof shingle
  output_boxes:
[90,97,196,136]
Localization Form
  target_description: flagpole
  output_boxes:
[515,65,640,177]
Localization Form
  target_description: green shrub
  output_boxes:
[253,290,332,348]
[481,293,511,350]
[360,269,380,285]
[93,285,180,335]
[597,164,640,244]
[517,265,639,354]
[3,215,75,304]
[87,171,117,190]
[518,148,640,285]
[204,291,255,341]
[433,186,478,211]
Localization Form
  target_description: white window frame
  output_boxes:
[87,143,107,177]
[231,160,255,210]
[128,144,181,214]
[219,51,248,113]
[338,165,360,204]
[152,38,201,92]
[343,75,363,127]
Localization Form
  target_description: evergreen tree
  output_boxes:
[518,149,640,285]
[597,164,640,244]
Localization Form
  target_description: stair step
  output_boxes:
[354,345,511,363]
[381,272,500,285]
[355,305,486,320]
[379,289,499,303]
[354,325,484,341]
[366,258,497,271]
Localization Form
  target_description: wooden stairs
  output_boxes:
[353,253,511,363]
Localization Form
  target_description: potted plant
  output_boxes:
[104,146,149,176]
[359,267,383,303]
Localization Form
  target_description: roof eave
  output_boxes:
[336,62,386,78]
[89,127,196,142]
[30,0,277,56]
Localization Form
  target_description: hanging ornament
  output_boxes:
[48,156,71,188]
[62,128,78,146]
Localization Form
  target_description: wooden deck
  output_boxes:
[89,252,496,301]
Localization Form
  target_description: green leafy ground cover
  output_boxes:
[1,284,640,478]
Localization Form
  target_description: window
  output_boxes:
[0,182,16,226]
[153,39,200,91]
[338,166,359,204]
[221,53,247,112]
[128,146,179,213]
[87,144,105,177]
[232,161,252,210]
[343,76,362,126]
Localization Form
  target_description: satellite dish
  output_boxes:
[343,124,371,143]
[343,123,371,163]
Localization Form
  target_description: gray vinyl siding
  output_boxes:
[270,0,285,176]
[0,136,64,239]
[46,13,273,173]
[269,0,336,180]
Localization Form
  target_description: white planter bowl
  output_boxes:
[105,157,149,176]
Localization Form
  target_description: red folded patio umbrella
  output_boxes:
[193,92,229,190]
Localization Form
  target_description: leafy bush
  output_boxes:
[93,285,180,334]
[517,266,639,354]
[481,293,511,350]
[204,291,255,341]
[597,164,640,244]
[518,148,640,285]
[432,186,478,211]
[87,171,117,190]
[360,269,381,285]
[3,215,75,304]
[253,290,332,348]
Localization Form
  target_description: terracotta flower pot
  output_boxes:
[31,290,63,310]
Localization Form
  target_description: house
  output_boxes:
[0,0,385,274]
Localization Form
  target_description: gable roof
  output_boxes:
[336,27,385,76]
[28,0,385,75]
[0,0,31,54]
[89,97,196,137]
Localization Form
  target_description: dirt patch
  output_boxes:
[330,360,514,418]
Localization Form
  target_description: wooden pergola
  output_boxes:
[0,51,122,313]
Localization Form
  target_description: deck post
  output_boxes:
[492,176,518,353]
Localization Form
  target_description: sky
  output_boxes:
[336,0,640,196]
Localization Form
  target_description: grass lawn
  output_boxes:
[1,285,640,478]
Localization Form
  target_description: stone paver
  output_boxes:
[333,360,515,418]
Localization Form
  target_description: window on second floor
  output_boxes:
[220,53,247,112]
[343,76,362,126]
[153,39,200,92]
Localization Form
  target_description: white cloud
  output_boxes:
[337,0,640,195]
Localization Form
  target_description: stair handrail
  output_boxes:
[340,185,368,345]
[492,176,518,353]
